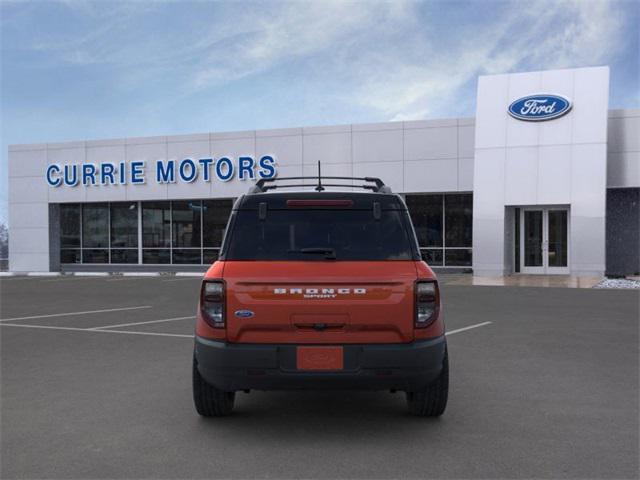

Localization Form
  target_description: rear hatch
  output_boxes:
[219,192,421,344]
[224,261,417,343]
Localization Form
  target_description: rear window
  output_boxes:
[223,209,418,261]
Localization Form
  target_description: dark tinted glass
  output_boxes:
[405,195,443,247]
[172,201,201,248]
[226,209,415,261]
[203,199,233,247]
[60,249,81,263]
[82,204,109,248]
[548,210,568,267]
[142,202,170,248]
[82,249,109,263]
[143,249,170,264]
[444,194,472,247]
[445,249,472,266]
[60,204,80,248]
[111,249,138,264]
[421,248,443,266]
[524,210,543,267]
[203,249,219,264]
[172,249,201,264]
[111,203,138,248]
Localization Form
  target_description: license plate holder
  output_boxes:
[296,346,344,371]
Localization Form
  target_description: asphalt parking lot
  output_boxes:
[1,275,638,479]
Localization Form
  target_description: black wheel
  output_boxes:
[406,348,449,417]
[192,356,235,417]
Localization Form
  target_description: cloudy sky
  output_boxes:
[1,0,638,224]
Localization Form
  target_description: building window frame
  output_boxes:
[404,192,473,268]
[60,199,234,266]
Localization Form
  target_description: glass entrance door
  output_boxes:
[522,210,545,273]
[519,208,569,274]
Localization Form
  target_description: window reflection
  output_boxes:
[172,201,201,248]
[405,195,443,247]
[445,194,473,247]
[111,203,138,248]
[203,199,233,247]
[142,202,171,248]
[82,204,109,248]
[406,193,473,267]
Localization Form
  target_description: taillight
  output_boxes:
[415,280,439,328]
[201,280,225,328]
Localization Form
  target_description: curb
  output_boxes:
[1,271,206,278]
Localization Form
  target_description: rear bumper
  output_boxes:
[194,335,447,392]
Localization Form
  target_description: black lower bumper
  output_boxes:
[194,336,447,392]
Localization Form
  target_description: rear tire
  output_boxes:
[406,348,449,417]
[192,356,235,417]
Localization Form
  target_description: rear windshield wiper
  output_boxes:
[290,247,337,259]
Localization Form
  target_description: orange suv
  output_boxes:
[193,174,448,416]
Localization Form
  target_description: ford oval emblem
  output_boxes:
[234,310,254,318]
[508,94,572,121]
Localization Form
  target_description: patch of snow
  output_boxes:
[593,278,640,289]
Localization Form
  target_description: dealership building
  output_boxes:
[7,66,640,276]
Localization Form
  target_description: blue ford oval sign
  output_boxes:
[234,310,254,318]
[508,94,572,121]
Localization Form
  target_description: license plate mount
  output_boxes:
[296,346,344,371]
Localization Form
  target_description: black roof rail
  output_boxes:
[250,161,391,194]
[250,176,391,194]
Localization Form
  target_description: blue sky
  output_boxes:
[1,0,638,225]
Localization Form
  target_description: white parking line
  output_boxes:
[0,323,192,338]
[105,277,153,282]
[0,318,492,340]
[42,276,109,283]
[90,316,193,330]
[0,306,152,322]
[446,321,492,335]
[161,277,202,282]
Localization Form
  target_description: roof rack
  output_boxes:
[249,161,392,194]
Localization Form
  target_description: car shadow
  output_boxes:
[194,390,445,439]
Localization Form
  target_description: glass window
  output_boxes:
[203,249,220,265]
[405,195,443,247]
[111,203,138,248]
[60,249,81,264]
[172,201,201,248]
[142,202,171,248]
[203,199,233,247]
[548,210,568,267]
[111,249,138,264]
[143,249,170,264]
[444,194,472,247]
[445,249,472,267]
[421,248,443,266]
[225,209,415,261]
[82,204,109,248]
[60,204,81,248]
[82,249,109,263]
[172,249,201,264]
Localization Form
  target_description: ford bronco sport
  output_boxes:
[193,173,448,416]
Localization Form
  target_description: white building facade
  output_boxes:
[7,66,640,276]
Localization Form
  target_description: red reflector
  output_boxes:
[286,199,354,207]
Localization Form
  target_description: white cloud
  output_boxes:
[189,1,415,90]
[8,0,630,121]
[350,0,626,121]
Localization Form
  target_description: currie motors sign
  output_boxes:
[508,94,572,121]
[45,155,277,187]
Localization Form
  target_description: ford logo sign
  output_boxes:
[234,310,254,318]
[508,94,572,121]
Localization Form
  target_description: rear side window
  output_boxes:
[224,209,417,261]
